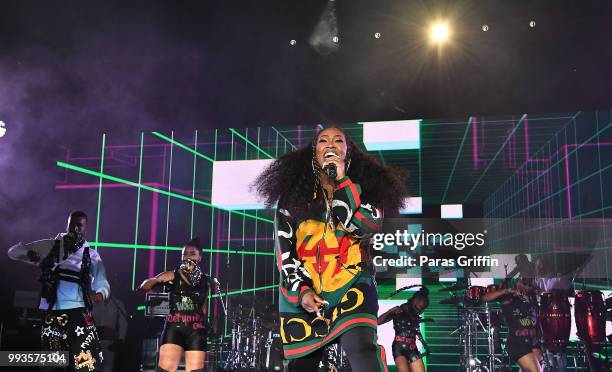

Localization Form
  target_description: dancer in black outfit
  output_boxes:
[139,237,215,372]
[378,287,430,372]
[483,278,543,372]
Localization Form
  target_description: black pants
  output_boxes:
[41,307,103,372]
[287,327,386,372]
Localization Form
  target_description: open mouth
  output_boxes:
[324,151,339,159]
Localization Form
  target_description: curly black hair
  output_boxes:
[253,127,409,220]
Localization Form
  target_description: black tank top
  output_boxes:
[392,303,420,338]
[169,269,209,316]
[502,295,537,335]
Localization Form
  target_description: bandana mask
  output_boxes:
[179,258,203,287]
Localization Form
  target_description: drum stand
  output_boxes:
[457,307,486,371]
[456,304,503,372]
[223,304,264,370]
[483,302,503,372]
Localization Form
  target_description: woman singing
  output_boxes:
[377,287,430,372]
[254,126,408,371]
[139,238,212,372]
[483,278,543,372]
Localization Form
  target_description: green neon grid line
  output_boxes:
[488,161,612,224]
[253,129,260,293]
[152,131,214,163]
[94,134,106,245]
[271,126,297,150]
[226,205,232,264]
[418,140,422,196]
[485,120,612,217]
[224,130,234,337]
[229,128,274,159]
[210,284,277,298]
[210,128,218,277]
[56,161,273,224]
[89,241,273,255]
[441,117,473,203]
[207,129,218,319]
[224,206,231,335]
[241,132,248,292]
[275,130,279,158]
[595,111,609,275]
[463,114,527,203]
[484,111,583,214]
[132,132,144,290]
[164,131,175,271]
[190,130,198,237]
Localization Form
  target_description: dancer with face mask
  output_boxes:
[139,237,214,372]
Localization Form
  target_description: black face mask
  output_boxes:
[179,258,203,287]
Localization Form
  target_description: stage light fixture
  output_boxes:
[0,121,6,138]
[332,36,339,43]
[482,25,489,32]
[289,39,296,46]
[430,22,450,43]
[529,20,536,28]
[374,32,381,39]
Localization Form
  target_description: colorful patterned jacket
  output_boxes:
[275,176,383,358]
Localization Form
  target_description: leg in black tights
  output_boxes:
[340,327,387,372]
[286,347,323,372]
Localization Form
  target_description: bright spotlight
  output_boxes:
[430,22,450,43]
[0,121,6,138]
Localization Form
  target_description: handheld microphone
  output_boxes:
[324,163,337,182]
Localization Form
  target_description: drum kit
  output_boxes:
[441,282,505,372]
[440,281,611,371]
[221,296,283,371]
[219,294,350,371]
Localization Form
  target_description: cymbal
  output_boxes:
[439,296,460,305]
[439,283,467,292]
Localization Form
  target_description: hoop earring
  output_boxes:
[312,156,319,200]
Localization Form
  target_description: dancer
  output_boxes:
[7,210,110,371]
[483,278,543,372]
[378,287,430,372]
[139,237,214,372]
[254,126,408,371]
